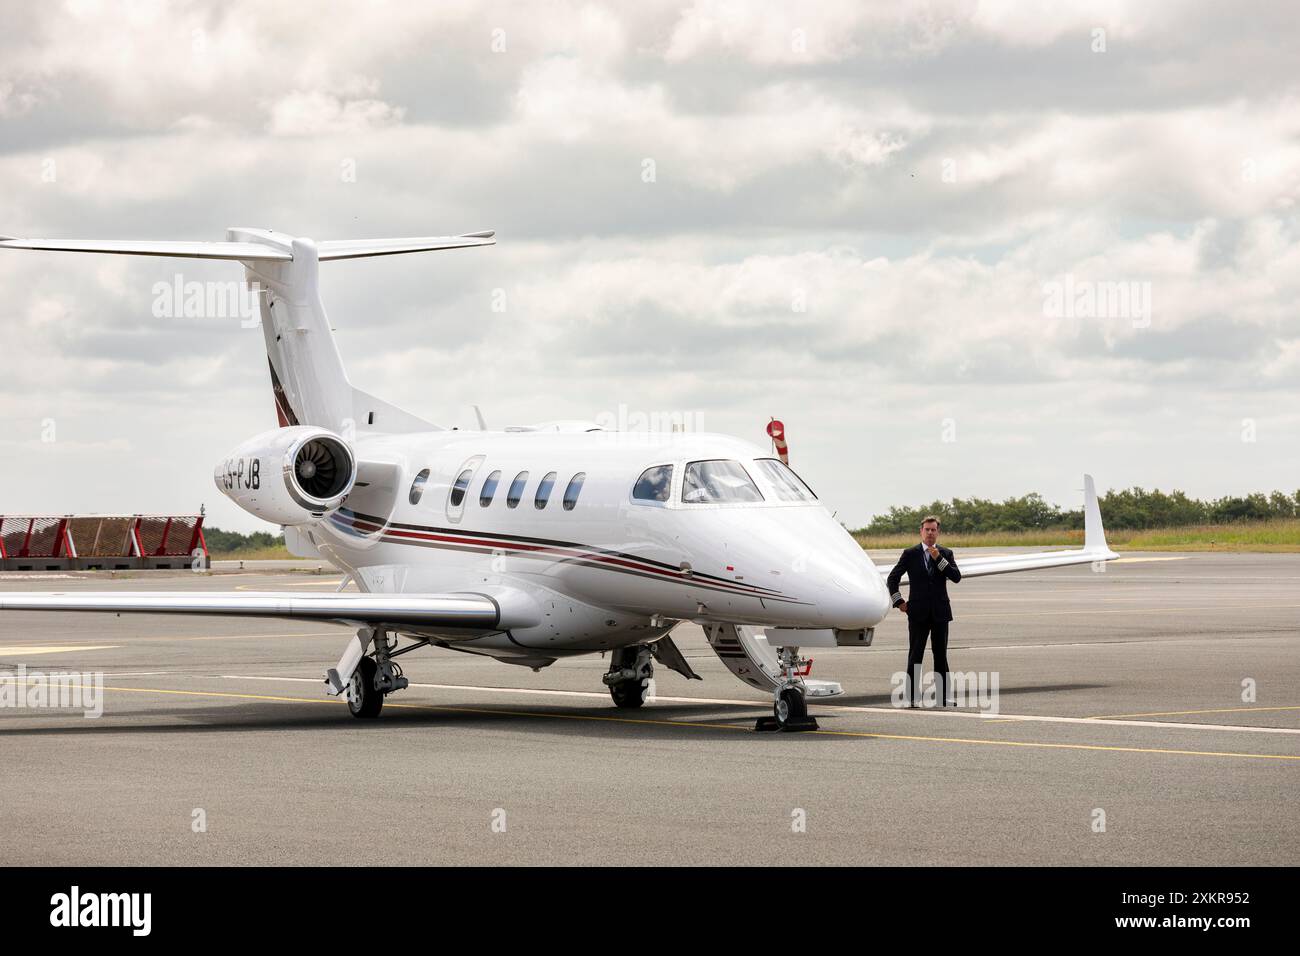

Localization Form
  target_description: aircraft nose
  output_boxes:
[819,560,891,629]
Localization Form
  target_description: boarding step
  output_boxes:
[704,623,843,697]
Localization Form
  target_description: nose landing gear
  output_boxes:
[755,647,820,733]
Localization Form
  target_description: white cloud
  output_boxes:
[1,1,1299,531]
[265,91,405,136]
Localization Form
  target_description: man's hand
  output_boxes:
[896,600,908,614]
[927,546,940,561]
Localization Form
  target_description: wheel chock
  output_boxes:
[754,715,820,733]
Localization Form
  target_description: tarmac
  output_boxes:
[1,551,1296,866]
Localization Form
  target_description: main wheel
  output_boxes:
[347,657,384,718]
[774,686,807,727]
[610,678,649,709]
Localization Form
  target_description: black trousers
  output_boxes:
[905,614,950,705]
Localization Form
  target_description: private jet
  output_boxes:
[0,229,1119,730]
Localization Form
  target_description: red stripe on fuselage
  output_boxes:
[328,513,803,603]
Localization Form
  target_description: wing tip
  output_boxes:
[1083,472,1112,555]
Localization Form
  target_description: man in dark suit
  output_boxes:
[887,516,961,707]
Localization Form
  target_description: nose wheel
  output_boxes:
[755,647,820,732]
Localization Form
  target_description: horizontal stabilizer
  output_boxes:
[0,237,290,260]
[0,231,496,262]
[317,232,495,260]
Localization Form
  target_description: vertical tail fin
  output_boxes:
[0,227,495,436]
[232,230,353,432]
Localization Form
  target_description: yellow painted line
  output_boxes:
[0,644,119,655]
[1090,705,1300,720]
[804,728,1300,760]
[19,683,1300,762]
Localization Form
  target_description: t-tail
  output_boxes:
[0,228,495,435]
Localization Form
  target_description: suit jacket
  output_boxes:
[886,543,961,622]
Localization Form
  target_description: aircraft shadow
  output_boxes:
[829,682,1109,708]
[0,699,868,744]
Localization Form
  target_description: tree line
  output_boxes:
[207,486,1300,545]
[201,527,285,553]
[857,488,1300,535]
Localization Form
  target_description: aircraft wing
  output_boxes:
[0,591,535,630]
[873,474,1120,580]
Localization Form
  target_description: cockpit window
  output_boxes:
[754,458,817,501]
[681,460,764,504]
[632,464,673,503]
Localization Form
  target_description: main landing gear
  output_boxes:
[326,627,412,719]
[347,656,384,718]
[603,644,654,709]
[755,647,820,733]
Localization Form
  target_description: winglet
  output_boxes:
[1083,474,1117,557]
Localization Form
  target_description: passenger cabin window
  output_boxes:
[480,470,501,507]
[507,471,529,508]
[534,471,557,509]
[632,464,673,503]
[408,468,430,505]
[563,473,586,511]
[754,458,817,501]
[446,455,484,523]
[681,460,764,504]
[450,469,474,507]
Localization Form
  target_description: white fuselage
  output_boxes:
[294,428,891,663]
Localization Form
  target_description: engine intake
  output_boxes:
[287,435,354,505]
[216,426,357,526]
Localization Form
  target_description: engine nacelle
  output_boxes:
[215,426,356,526]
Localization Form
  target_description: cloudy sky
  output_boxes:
[2,0,1298,534]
